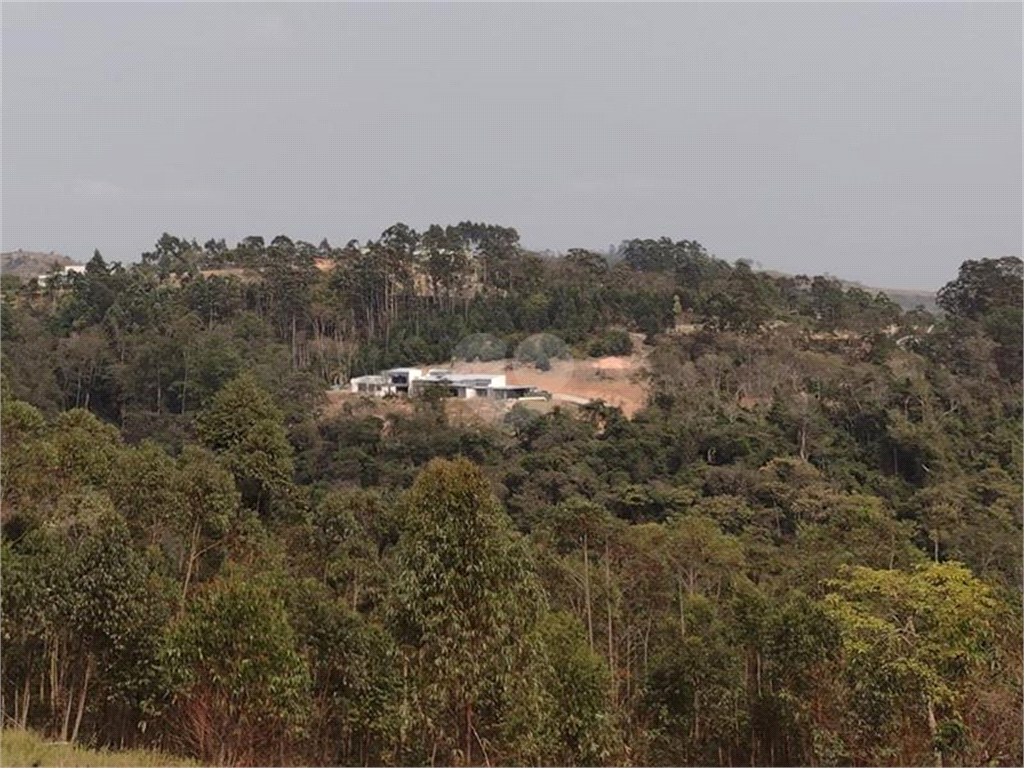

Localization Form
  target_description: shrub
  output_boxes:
[587,329,633,357]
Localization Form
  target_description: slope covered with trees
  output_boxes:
[1,225,1020,767]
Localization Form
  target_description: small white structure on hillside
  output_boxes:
[410,370,506,399]
[349,367,424,396]
[349,366,549,401]
[37,264,86,286]
[348,374,388,395]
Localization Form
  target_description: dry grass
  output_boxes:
[0,729,198,767]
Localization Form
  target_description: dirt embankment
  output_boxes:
[446,333,650,415]
[445,356,647,415]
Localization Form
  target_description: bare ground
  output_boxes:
[322,334,650,423]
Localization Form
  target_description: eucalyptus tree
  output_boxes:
[197,373,295,517]
[825,562,1001,766]
[389,458,547,765]
[159,574,310,766]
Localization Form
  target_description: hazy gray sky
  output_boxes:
[2,2,1020,290]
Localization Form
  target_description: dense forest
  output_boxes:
[1,223,1021,767]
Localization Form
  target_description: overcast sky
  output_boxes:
[2,2,1020,290]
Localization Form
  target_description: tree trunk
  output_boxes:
[643,617,652,680]
[19,673,31,729]
[50,644,59,714]
[927,697,943,767]
[291,313,298,371]
[583,533,594,651]
[465,699,473,766]
[625,620,632,706]
[678,580,686,638]
[181,352,188,415]
[71,656,93,743]
[181,518,201,611]
[694,689,701,744]
[60,679,73,741]
[605,544,615,704]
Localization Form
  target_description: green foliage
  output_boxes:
[281,578,401,765]
[587,328,634,357]
[509,611,617,766]
[936,257,1023,382]
[1,499,169,743]
[824,562,1000,765]
[197,373,294,515]
[516,332,571,367]
[2,233,1021,766]
[159,574,310,765]
[937,256,1023,321]
[51,409,122,490]
[390,458,547,765]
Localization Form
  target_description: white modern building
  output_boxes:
[37,264,86,286]
[349,367,424,396]
[349,367,548,401]
[410,369,507,399]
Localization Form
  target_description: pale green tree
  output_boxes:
[825,562,1000,766]
[389,458,547,766]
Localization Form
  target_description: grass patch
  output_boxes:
[0,729,198,767]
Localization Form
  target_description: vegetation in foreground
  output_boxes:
[1,225,1021,766]
[0,728,196,767]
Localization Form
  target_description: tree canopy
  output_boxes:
[1,227,1020,766]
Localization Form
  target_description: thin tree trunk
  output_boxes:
[71,656,93,743]
[181,518,201,611]
[181,352,188,415]
[643,617,651,680]
[678,580,686,637]
[583,533,594,651]
[927,698,942,767]
[694,689,701,744]
[50,645,59,714]
[625,621,632,706]
[61,680,73,741]
[465,699,472,766]
[605,543,615,704]
[756,651,762,697]
[19,674,31,729]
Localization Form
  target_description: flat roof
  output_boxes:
[418,373,501,385]
[351,374,386,384]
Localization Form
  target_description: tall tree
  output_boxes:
[390,458,546,765]
[196,374,294,517]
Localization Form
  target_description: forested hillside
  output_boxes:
[1,224,1021,767]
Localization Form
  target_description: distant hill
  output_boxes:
[872,286,940,313]
[832,278,938,313]
[761,269,939,313]
[1,249,80,279]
